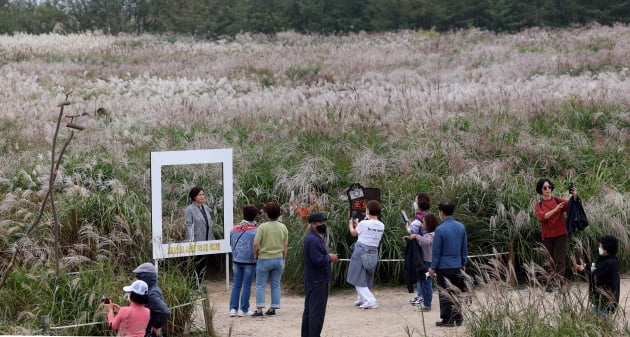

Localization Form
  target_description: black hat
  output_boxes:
[308,213,327,223]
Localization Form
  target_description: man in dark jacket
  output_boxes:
[301,213,338,337]
[133,262,170,337]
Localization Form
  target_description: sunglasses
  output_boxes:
[542,185,553,191]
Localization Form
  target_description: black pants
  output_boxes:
[542,234,568,280]
[301,281,329,337]
[436,268,466,323]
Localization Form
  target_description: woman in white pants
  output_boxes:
[347,200,385,309]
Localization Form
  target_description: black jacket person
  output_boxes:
[133,263,170,336]
[576,235,620,315]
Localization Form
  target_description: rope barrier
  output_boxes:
[42,296,204,332]
[168,297,204,310]
[339,251,508,262]
[41,252,510,331]
[49,321,103,330]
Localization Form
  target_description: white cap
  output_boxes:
[123,280,148,295]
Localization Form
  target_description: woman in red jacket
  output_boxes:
[534,178,578,292]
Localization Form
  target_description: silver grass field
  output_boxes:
[0,25,629,336]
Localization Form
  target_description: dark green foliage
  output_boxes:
[0,0,66,34]
[1,0,629,35]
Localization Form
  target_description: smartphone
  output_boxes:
[351,210,358,220]
[400,211,409,225]
[568,181,574,193]
[101,296,110,304]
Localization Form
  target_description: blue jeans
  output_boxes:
[417,261,433,307]
[229,262,256,312]
[255,257,284,308]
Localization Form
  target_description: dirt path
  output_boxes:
[197,276,630,337]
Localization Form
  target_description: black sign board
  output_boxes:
[346,183,381,220]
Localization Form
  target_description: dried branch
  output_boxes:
[0,90,83,290]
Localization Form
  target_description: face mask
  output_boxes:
[316,224,327,234]
[413,202,419,211]
[598,247,605,256]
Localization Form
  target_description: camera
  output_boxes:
[101,296,110,304]
[348,188,364,200]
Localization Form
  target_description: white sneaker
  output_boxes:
[409,296,423,305]
[238,310,254,317]
[229,308,237,317]
[359,302,378,309]
[417,303,431,311]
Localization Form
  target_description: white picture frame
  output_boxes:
[150,149,233,260]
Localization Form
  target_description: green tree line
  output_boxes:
[1,0,629,36]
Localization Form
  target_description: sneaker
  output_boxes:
[265,308,276,316]
[251,310,264,317]
[229,308,237,317]
[359,302,378,309]
[409,296,423,305]
[435,320,455,327]
[238,310,254,317]
[417,304,431,311]
[353,300,363,306]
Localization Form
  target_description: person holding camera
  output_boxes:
[534,178,578,291]
[103,280,150,337]
[406,192,431,236]
[301,213,339,337]
[347,200,385,309]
